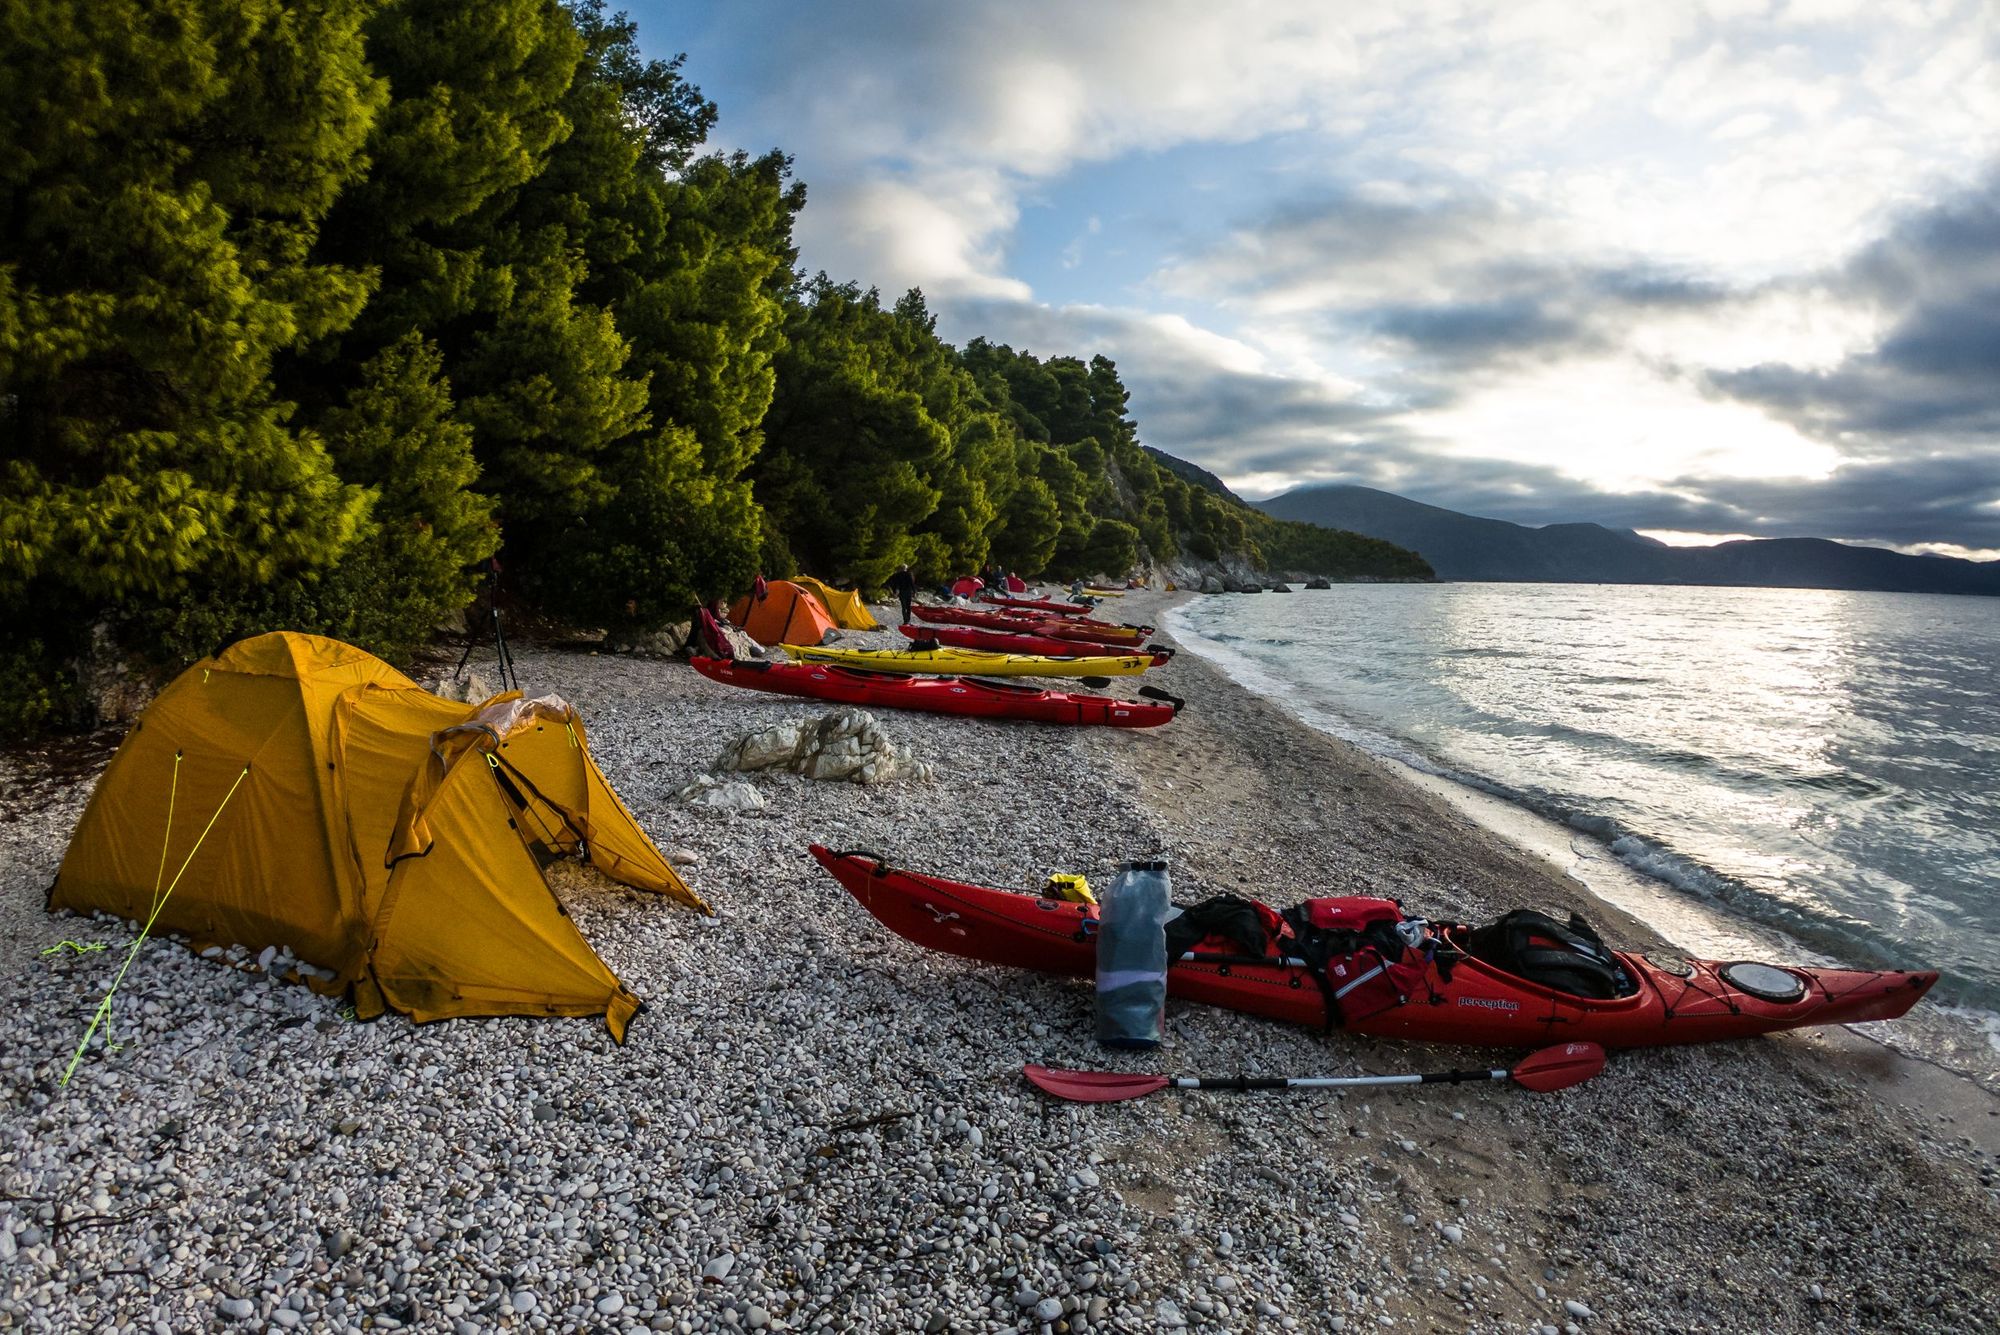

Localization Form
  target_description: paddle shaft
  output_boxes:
[1023,1042,1602,1103]
[1168,1069,1508,1093]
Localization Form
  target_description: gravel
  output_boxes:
[0,590,1994,1331]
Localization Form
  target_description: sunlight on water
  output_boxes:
[1173,585,2000,1034]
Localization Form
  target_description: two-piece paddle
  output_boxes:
[1023,1041,1606,1104]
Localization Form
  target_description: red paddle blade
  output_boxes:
[1024,1064,1173,1103]
[1509,1042,1606,1093]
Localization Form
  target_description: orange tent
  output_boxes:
[731,579,838,646]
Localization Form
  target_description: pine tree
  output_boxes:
[1,0,385,726]
[315,333,497,654]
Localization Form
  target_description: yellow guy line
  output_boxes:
[152,751,182,914]
[62,763,250,1087]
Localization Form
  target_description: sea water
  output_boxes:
[1169,583,2000,1080]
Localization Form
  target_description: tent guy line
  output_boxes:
[65,761,250,1085]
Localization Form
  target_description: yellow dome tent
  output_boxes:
[50,632,704,1043]
[791,575,881,631]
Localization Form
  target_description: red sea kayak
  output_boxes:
[979,593,1094,615]
[690,657,1180,727]
[898,623,1174,666]
[913,605,1153,646]
[808,848,1938,1049]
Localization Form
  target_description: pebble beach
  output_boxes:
[2,589,1996,1333]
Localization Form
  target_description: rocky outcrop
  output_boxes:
[426,670,496,704]
[1159,553,1354,593]
[712,709,933,785]
[610,622,691,658]
[72,623,159,726]
[673,775,768,813]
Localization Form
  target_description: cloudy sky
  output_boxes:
[640,0,2000,559]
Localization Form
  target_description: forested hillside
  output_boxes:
[0,0,1421,734]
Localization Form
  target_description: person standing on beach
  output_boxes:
[888,563,918,624]
[751,571,768,602]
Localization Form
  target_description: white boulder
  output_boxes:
[713,708,932,785]
[673,775,767,813]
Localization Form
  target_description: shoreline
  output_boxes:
[1153,588,2000,1146]
[1160,588,2000,1120]
[1,593,1995,1331]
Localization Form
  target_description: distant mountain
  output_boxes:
[1256,484,2000,596]
[1143,446,1248,506]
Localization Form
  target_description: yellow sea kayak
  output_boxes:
[780,644,1155,678]
[1082,587,1127,597]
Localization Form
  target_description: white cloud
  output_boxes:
[794,174,1031,301]
[670,0,2000,548]
[1413,357,1843,487]
[699,0,1998,293]
[1059,216,1100,270]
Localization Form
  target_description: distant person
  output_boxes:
[888,563,918,624]
[705,598,765,659]
[751,571,769,602]
[693,602,730,658]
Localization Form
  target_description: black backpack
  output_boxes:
[1463,909,1632,999]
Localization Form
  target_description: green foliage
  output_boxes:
[759,279,976,585]
[986,454,1062,574]
[317,1,797,622]
[1253,515,1435,580]
[1,0,381,688]
[1079,518,1142,576]
[569,0,716,177]
[0,628,79,737]
[957,342,1164,576]
[570,147,802,617]
[950,339,1431,581]
[317,333,498,654]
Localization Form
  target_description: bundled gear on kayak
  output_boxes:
[1160,891,1441,1028]
[1462,909,1633,1000]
